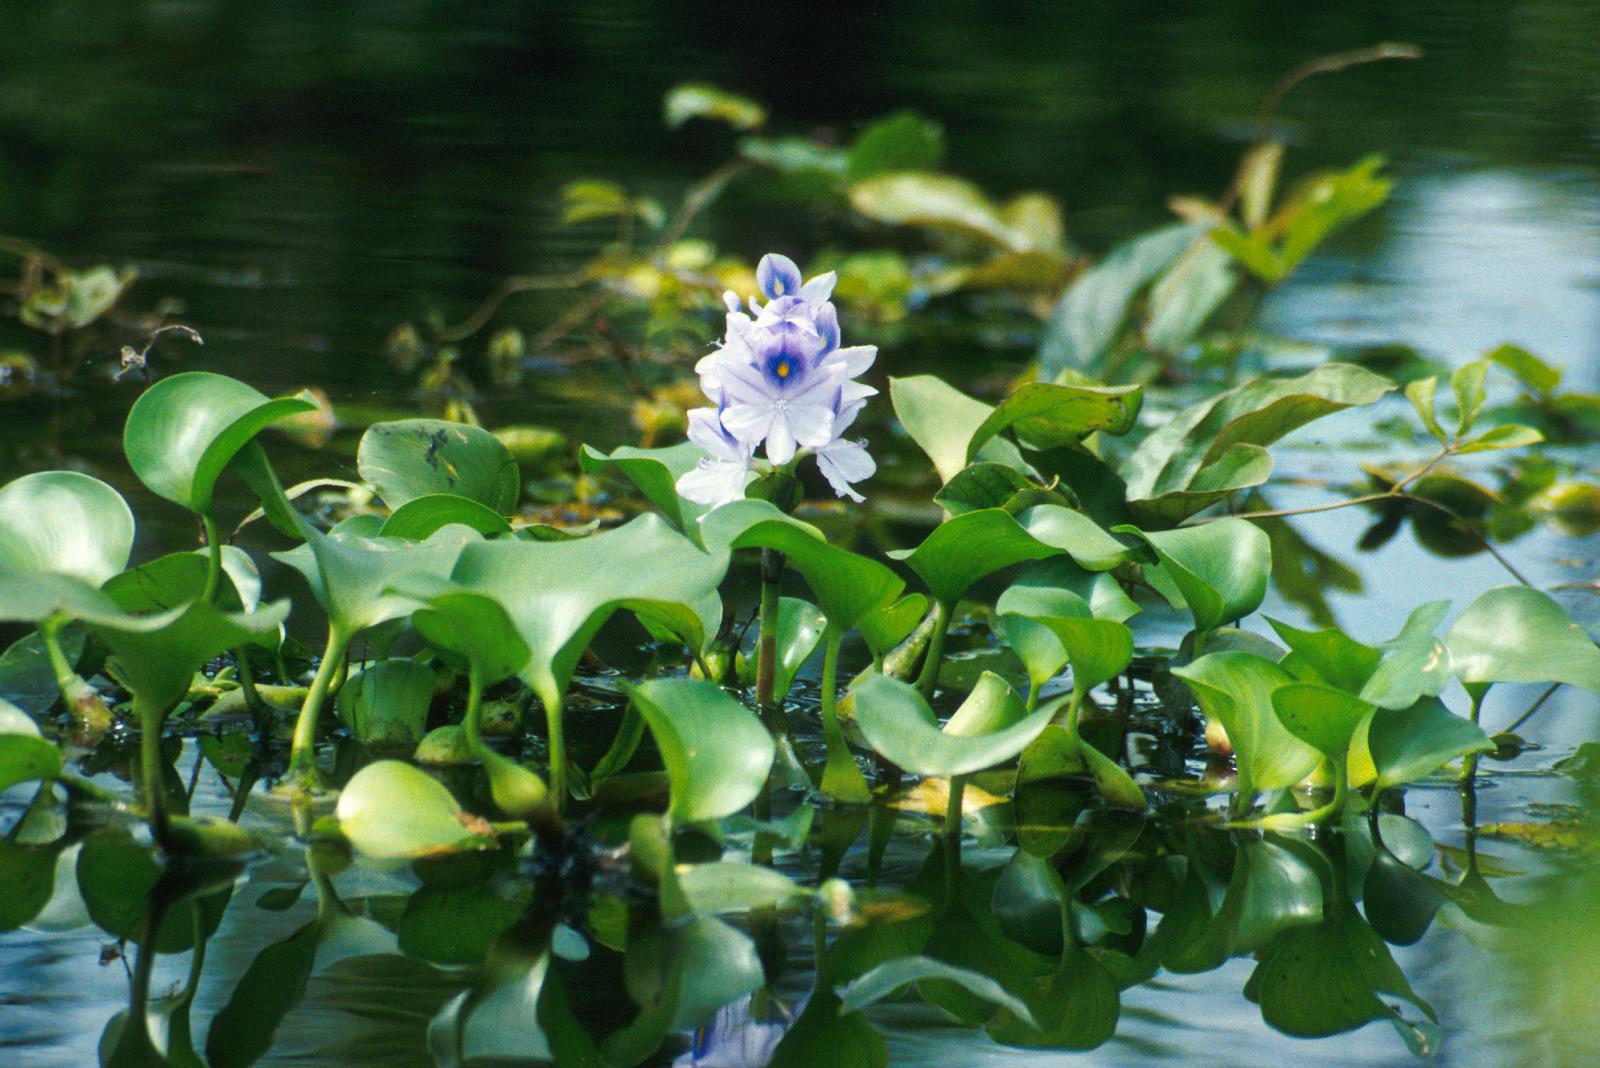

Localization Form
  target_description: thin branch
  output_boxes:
[434,272,588,343]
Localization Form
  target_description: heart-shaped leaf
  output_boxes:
[728,519,903,632]
[1366,697,1493,791]
[358,419,520,512]
[769,597,826,701]
[1117,519,1270,637]
[336,659,436,746]
[965,381,1143,460]
[1271,683,1375,764]
[1446,586,1600,691]
[889,375,1028,484]
[625,679,775,823]
[379,494,513,540]
[853,673,1049,777]
[891,509,1059,606]
[0,471,134,585]
[1000,557,1139,624]
[579,442,705,536]
[450,514,726,709]
[335,761,479,859]
[1017,505,1137,571]
[857,594,929,660]
[1172,652,1322,797]
[124,372,316,514]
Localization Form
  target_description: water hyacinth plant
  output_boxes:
[4,60,1600,1068]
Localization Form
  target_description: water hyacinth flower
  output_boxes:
[677,253,878,506]
[671,994,796,1068]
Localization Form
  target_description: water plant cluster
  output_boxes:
[4,63,1600,1068]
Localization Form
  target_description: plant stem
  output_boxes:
[285,627,351,792]
[1062,689,1085,746]
[943,773,967,908]
[546,690,568,811]
[463,664,486,752]
[200,512,223,605]
[755,549,783,713]
[136,698,174,850]
[40,614,110,736]
[1461,687,1488,783]
[819,629,841,729]
[914,599,952,700]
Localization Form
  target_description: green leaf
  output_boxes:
[771,597,826,701]
[358,419,519,512]
[90,599,289,715]
[889,375,1026,484]
[1038,222,1202,375]
[1001,557,1139,624]
[966,381,1143,460]
[398,884,522,965]
[846,111,944,181]
[857,594,929,660]
[205,920,319,1068]
[986,948,1120,1051]
[1485,343,1560,396]
[625,679,775,823]
[839,956,1036,1025]
[1454,423,1544,454]
[379,494,513,539]
[450,515,728,709]
[1215,156,1391,283]
[853,673,1050,776]
[1172,653,1322,797]
[1451,359,1489,437]
[1250,901,1434,1040]
[1145,239,1237,354]
[1015,723,1145,810]
[1118,519,1270,635]
[75,829,228,951]
[334,761,478,859]
[578,442,705,537]
[849,172,1031,252]
[336,659,436,747]
[769,990,887,1068]
[1360,600,1453,710]
[275,521,477,641]
[0,839,57,930]
[1267,616,1382,694]
[0,725,61,793]
[891,509,1059,606]
[1405,376,1445,442]
[1017,505,1137,572]
[676,862,809,916]
[728,519,903,632]
[1120,363,1394,518]
[1271,683,1375,763]
[933,462,1037,515]
[663,83,765,130]
[123,372,316,514]
[1367,697,1493,791]
[0,471,134,584]
[1446,586,1600,691]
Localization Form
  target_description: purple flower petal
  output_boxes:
[756,253,803,300]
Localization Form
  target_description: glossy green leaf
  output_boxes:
[451,514,725,708]
[1017,505,1137,572]
[1001,556,1139,623]
[1271,683,1375,762]
[849,172,1026,251]
[336,659,435,746]
[0,839,57,930]
[1406,376,1445,442]
[1451,359,1489,436]
[1367,697,1493,791]
[1119,519,1270,635]
[1454,423,1544,454]
[853,673,1049,776]
[857,594,928,660]
[358,419,519,512]
[1014,723,1145,810]
[626,679,775,823]
[839,956,1036,1025]
[1120,363,1393,517]
[1360,600,1453,709]
[728,519,902,632]
[1213,156,1391,283]
[123,372,316,513]
[1038,222,1202,374]
[398,884,521,965]
[770,596,826,700]
[965,381,1143,461]
[75,829,228,952]
[1446,586,1600,691]
[889,375,1027,484]
[578,442,704,536]
[769,990,887,1068]
[991,849,1067,954]
[1172,653,1321,797]
[0,471,134,585]
[91,599,288,715]
[409,590,530,687]
[334,761,478,859]
[379,494,512,539]
[1486,342,1561,396]
[676,862,809,916]
[1146,238,1237,353]
[205,920,319,1068]
[933,462,1037,515]
[0,716,61,792]
[891,509,1059,606]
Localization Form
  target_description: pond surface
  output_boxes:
[2,4,1599,1068]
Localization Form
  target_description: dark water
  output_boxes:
[2,3,1599,1067]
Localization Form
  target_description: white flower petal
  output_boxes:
[785,403,836,448]
[676,460,751,508]
[764,416,798,464]
[816,438,875,502]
